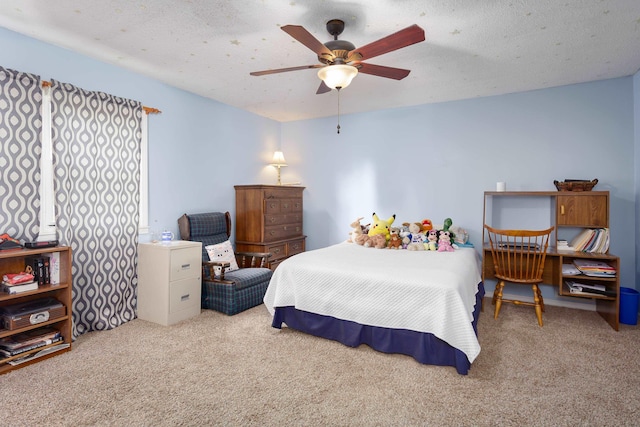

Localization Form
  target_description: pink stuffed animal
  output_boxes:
[437,231,455,252]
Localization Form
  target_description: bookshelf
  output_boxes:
[482,191,619,330]
[0,246,73,374]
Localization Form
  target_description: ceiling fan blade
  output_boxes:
[347,24,425,62]
[316,81,331,94]
[356,63,411,80]
[281,25,334,57]
[250,64,323,76]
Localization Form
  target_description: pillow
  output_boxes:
[205,240,239,277]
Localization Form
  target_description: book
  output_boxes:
[565,281,616,297]
[0,335,63,357]
[7,342,70,366]
[25,256,44,285]
[1,280,38,294]
[562,264,582,276]
[0,327,61,351]
[570,229,594,252]
[573,259,616,276]
[47,252,60,285]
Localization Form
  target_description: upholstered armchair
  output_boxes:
[177,211,272,315]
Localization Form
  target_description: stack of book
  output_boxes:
[1,272,37,294]
[557,240,575,252]
[0,327,62,360]
[569,228,610,253]
[25,255,51,285]
[573,259,617,277]
[565,281,616,297]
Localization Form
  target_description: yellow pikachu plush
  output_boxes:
[367,212,396,241]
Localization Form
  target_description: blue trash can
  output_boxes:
[619,287,639,325]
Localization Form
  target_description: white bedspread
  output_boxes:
[264,243,483,363]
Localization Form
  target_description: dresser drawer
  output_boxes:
[264,198,302,215]
[265,213,302,226]
[264,223,303,242]
[265,189,301,199]
[287,238,305,256]
[266,243,287,261]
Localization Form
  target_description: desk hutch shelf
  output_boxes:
[482,191,619,330]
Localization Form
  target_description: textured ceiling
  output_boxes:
[1,0,640,122]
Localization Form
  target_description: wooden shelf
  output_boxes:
[482,191,619,330]
[0,246,72,374]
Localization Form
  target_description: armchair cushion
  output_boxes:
[205,240,239,277]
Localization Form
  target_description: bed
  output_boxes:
[263,242,484,375]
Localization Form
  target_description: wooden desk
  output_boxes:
[483,246,619,330]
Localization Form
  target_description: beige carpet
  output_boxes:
[1,299,639,426]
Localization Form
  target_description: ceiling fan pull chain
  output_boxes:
[336,88,341,134]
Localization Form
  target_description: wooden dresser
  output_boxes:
[234,185,305,270]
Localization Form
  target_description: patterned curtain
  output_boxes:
[50,80,142,337]
[0,67,42,242]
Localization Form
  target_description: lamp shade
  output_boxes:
[271,151,287,166]
[317,64,358,90]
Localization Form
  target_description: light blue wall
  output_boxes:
[282,78,637,303]
[2,26,638,305]
[0,27,280,242]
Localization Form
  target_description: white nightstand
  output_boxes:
[137,240,202,326]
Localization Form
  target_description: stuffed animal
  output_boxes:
[387,229,403,249]
[356,233,386,248]
[368,212,396,241]
[399,223,411,248]
[437,230,455,252]
[368,234,387,249]
[449,225,469,245]
[354,233,370,246]
[403,222,425,251]
[346,216,365,243]
[421,219,433,232]
[425,229,438,251]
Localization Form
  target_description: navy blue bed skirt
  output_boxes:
[272,282,485,375]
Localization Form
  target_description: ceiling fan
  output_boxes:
[250,19,426,94]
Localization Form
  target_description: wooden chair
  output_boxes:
[178,212,272,315]
[484,225,554,326]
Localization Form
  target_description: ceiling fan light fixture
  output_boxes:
[317,64,358,90]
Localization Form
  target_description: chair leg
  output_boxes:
[536,285,545,312]
[492,281,501,305]
[532,284,543,326]
[494,281,505,319]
